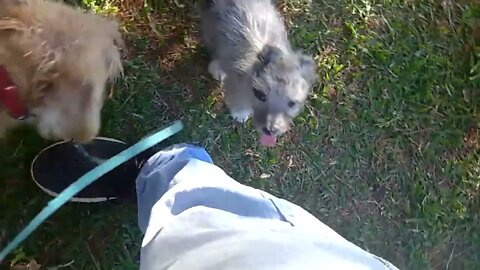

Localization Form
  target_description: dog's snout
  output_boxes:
[71,131,96,143]
[263,126,281,136]
[262,127,272,135]
[266,113,288,132]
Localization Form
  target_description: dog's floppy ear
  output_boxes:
[253,45,283,75]
[258,45,282,66]
[0,17,61,93]
[296,52,317,85]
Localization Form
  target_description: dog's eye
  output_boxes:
[253,88,267,102]
[288,101,296,108]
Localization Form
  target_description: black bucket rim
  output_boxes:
[30,137,134,203]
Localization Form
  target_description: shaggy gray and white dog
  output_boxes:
[200,0,317,146]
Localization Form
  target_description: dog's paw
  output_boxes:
[230,110,252,123]
[208,60,226,82]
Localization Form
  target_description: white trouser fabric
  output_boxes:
[137,144,400,270]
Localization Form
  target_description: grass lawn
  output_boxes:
[1,0,479,269]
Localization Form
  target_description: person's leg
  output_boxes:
[136,144,399,270]
[136,143,325,239]
[136,144,213,232]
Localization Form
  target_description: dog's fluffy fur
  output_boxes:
[200,0,317,142]
[0,0,123,142]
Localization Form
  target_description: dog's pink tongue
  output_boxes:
[260,133,277,147]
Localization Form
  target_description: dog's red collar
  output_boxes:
[0,65,28,120]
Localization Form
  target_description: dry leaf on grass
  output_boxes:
[10,260,41,270]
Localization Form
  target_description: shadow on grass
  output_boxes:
[120,0,215,100]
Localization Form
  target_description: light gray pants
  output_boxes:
[136,144,400,270]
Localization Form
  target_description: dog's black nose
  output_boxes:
[262,127,272,135]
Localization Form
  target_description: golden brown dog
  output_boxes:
[0,0,123,142]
